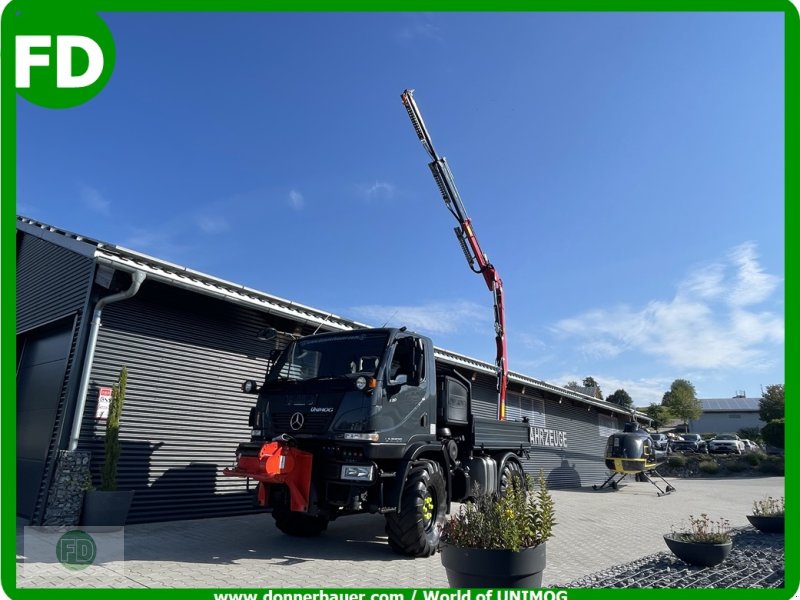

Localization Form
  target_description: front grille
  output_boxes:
[272,412,334,434]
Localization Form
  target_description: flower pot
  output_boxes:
[663,534,732,567]
[746,515,784,533]
[440,543,546,588]
[81,490,135,531]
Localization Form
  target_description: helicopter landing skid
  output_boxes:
[592,469,676,496]
[592,472,628,491]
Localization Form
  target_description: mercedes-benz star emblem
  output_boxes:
[289,412,305,431]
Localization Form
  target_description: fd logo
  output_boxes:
[14,11,116,109]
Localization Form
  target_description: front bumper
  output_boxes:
[223,441,313,512]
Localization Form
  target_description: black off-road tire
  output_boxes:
[385,459,446,557]
[498,458,526,496]
[273,508,329,537]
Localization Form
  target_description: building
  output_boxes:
[691,397,763,434]
[17,216,645,526]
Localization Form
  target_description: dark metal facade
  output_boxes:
[471,373,619,489]
[78,281,285,523]
[16,232,94,522]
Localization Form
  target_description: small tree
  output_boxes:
[583,377,603,400]
[607,389,633,409]
[662,379,702,430]
[759,384,784,423]
[101,367,128,491]
[644,402,672,430]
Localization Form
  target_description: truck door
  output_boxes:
[381,336,433,441]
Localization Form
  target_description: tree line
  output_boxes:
[564,377,784,449]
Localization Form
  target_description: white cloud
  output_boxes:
[195,214,229,234]
[549,373,673,406]
[80,185,110,215]
[359,181,396,202]
[289,189,305,210]
[350,300,488,335]
[550,242,783,371]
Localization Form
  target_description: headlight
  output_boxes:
[355,376,376,391]
[341,465,374,481]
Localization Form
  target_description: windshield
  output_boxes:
[716,434,737,440]
[683,434,700,441]
[267,331,390,382]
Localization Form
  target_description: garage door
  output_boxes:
[17,319,74,520]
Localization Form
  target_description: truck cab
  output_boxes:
[249,328,439,455]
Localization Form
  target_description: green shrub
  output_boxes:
[743,452,763,466]
[752,496,784,517]
[671,514,731,544]
[726,460,748,473]
[698,460,720,474]
[668,454,687,468]
[758,456,784,475]
[760,419,785,449]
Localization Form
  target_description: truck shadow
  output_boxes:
[120,512,417,565]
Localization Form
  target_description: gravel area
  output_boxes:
[556,528,784,588]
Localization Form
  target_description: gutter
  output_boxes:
[67,270,147,451]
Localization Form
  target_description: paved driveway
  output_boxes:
[16,476,785,589]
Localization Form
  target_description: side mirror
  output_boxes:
[389,374,408,386]
[242,380,260,394]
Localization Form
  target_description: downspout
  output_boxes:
[67,270,146,451]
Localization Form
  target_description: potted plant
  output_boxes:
[81,367,135,529]
[439,470,554,588]
[747,496,784,533]
[664,513,732,567]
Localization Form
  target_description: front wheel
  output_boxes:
[385,459,446,557]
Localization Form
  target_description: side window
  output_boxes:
[415,338,426,383]
[389,338,414,381]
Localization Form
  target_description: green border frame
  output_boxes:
[1,2,796,599]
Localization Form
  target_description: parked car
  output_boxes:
[740,439,759,453]
[707,433,745,454]
[670,433,708,454]
[650,433,670,451]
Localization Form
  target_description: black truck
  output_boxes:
[225,90,532,556]
[224,327,531,556]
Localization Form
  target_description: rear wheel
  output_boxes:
[385,459,446,557]
[273,507,329,537]
[498,458,526,496]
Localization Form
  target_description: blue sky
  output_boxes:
[16,11,784,406]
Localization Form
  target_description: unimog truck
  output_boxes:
[224,90,531,556]
[224,327,531,556]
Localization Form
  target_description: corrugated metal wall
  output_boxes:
[16,234,94,333]
[16,233,94,523]
[79,281,287,523]
[470,372,619,489]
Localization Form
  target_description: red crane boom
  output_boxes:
[401,89,509,421]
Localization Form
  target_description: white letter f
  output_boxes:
[16,35,51,88]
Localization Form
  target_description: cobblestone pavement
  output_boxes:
[557,528,784,588]
[15,476,786,589]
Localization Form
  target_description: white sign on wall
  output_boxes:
[95,387,112,420]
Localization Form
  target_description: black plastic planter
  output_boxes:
[440,544,546,588]
[81,490,135,531]
[747,515,784,533]
[663,534,732,567]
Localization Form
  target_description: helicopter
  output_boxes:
[592,416,676,496]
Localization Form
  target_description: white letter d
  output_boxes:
[57,35,104,88]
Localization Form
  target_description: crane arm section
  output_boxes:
[401,89,508,421]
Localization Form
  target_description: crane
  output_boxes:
[401,89,509,421]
